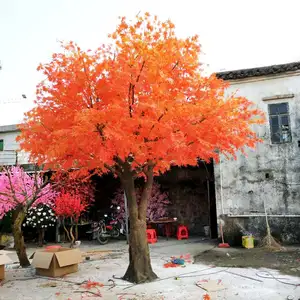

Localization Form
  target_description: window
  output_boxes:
[268,103,291,144]
[0,139,3,151]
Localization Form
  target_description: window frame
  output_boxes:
[268,102,292,144]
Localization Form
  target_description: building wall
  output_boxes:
[0,127,29,166]
[158,166,212,236]
[214,72,300,243]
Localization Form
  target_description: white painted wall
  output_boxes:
[0,129,29,165]
[215,72,300,218]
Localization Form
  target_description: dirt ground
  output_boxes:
[195,246,300,277]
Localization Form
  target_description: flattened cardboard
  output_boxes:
[198,280,226,292]
[32,247,82,278]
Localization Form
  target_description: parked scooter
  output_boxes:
[107,205,129,237]
[86,206,124,245]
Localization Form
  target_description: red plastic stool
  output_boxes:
[177,225,189,240]
[146,229,157,244]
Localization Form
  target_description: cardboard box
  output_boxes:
[0,251,13,280]
[32,247,82,277]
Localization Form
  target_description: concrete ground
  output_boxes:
[4,237,214,263]
[1,238,300,299]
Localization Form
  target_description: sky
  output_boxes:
[1,0,300,125]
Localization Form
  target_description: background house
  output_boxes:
[0,124,30,168]
[215,62,300,244]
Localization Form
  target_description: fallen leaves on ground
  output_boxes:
[80,280,104,289]
[163,262,182,268]
[73,280,104,297]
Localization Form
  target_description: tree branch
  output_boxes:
[79,51,96,109]
[132,161,147,178]
[0,191,11,197]
[149,108,168,134]
[104,163,121,176]
[172,61,179,70]
[191,117,206,126]
[5,167,19,204]
[19,169,30,204]
[26,170,50,208]
[128,60,145,118]
[96,123,106,142]
[128,83,133,117]
[136,60,145,83]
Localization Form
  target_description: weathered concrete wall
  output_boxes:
[215,72,300,243]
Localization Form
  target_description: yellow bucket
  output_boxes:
[242,236,254,249]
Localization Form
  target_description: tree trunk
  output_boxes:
[62,218,71,242]
[121,162,157,283]
[12,208,30,267]
[123,218,157,283]
[75,224,78,240]
[38,228,45,247]
[69,224,75,248]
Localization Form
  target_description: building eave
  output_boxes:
[0,124,20,133]
[216,61,300,81]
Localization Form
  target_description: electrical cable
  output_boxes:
[256,271,300,287]
[178,268,229,279]
[224,270,262,283]
[122,266,216,290]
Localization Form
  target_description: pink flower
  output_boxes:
[112,182,171,221]
[0,166,57,218]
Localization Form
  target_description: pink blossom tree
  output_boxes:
[0,166,57,267]
[112,182,171,221]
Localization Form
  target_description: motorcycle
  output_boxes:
[86,206,124,245]
[107,205,129,237]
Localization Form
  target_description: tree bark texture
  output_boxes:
[123,218,157,283]
[12,208,30,267]
[75,224,78,241]
[121,162,157,283]
[38,228,45,247]
[69,224,75,248]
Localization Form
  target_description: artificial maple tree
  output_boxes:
[18,13,264,282]
[52,171,95,205]
[54,192,87,247]
[0,166,56,266]
[52,171,94,243]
